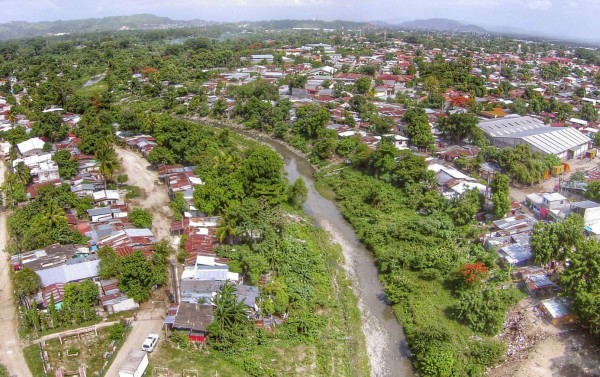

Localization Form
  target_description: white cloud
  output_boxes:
[523,0,552,9]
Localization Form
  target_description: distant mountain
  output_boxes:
[239,19,368,30]
[0,14,212,41]
[397,18,487,34]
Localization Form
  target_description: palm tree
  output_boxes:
[212,281,249,331]
[215,216,237,245]
[13,162,30,185]
[7,109,16,125]
[45,203,65,228]
[95,147,120,189]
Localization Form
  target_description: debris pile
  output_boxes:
[498,309,548,361]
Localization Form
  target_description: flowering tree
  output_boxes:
[460,262,489,285]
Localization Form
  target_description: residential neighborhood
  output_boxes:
[0,13,599,377]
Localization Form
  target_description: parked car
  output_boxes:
[141,334,159,352]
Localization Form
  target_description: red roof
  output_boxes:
[115,246,134,257]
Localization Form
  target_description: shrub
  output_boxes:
[129,208,153,229]
[109,322,125,341]
[170,330,191,349]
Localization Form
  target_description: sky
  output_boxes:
[0,0,599,40]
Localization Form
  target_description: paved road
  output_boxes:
[104,307,165,377]
[0,161,32,377]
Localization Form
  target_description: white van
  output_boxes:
[141,334,159,352]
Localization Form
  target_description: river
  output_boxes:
[222,125,414,377]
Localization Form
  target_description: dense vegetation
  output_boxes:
[22,279,99,334]
[98,240,170,302]
[7,184,90,251]
[318,148,522,375]
[113,117,368,376]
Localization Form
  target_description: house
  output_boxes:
[36,283,65,309]
[250,54,274,63]
[491,214,537,236]
[35,255,100,286]
[235,285,260,311]
[523,273,554,298]
[166,303,213,342]
[98,278,138,314]
[542,192,568,210]
[181,255,239,282]
[180,279,224,304]
[497,244,532,267]
[540,192,570,221]
[525,193,544,215]
[87,207,126,223]
[12,153,60,183]
[92,190,120,205]
[427,163,476,186]
[16,137,45,157]
[570,200,600,226]
[539,297,577,325]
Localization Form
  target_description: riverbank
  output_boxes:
[194,117,414,377]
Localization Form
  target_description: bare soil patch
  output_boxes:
[489,298,600,377]
[115,147,172,241]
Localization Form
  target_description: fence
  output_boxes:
[97,321,130,377]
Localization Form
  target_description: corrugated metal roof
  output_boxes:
[478,116,546,137]
[495,127,590,155]
[36,259,100,286]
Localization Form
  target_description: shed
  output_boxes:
[539,297,577,326]
[498,244,532,267]
[524,273,554,298]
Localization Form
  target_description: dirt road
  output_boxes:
[103,304,165,377]
[0,162,32,377]
[115,146,172,241]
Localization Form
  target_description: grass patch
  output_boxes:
[314,180,336,201]
[122,185,142,200]
[148,341,248,376]
[326,242,370,377]
[76,81,108,98]
[23,344,45,377]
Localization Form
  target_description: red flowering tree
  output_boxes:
[460,262,489,286]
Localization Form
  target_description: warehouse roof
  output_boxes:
[494,127,590,155]
[478,116,546,137]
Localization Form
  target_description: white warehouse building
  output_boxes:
[478,115,591,160]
